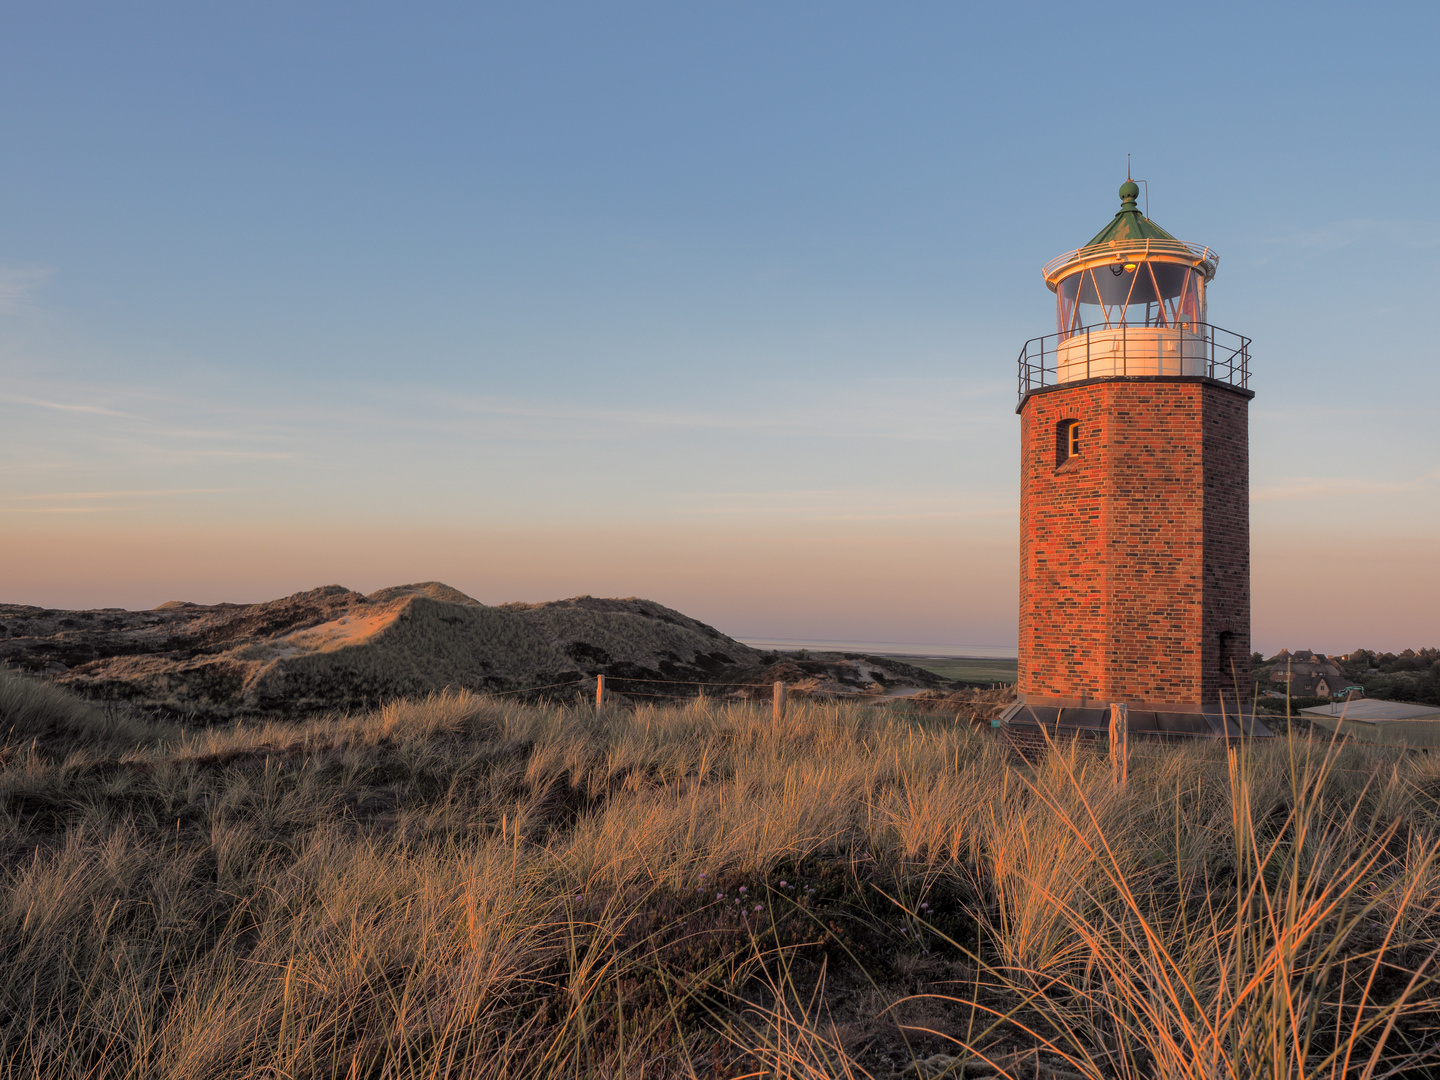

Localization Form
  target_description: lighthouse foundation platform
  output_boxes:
[998,698,1272,741]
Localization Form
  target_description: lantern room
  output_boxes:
[1047,180,1214,335]
[1016,180,1248,389]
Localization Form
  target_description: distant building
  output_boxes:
[1269,649,1348,698]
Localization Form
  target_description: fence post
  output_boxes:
[773,680,787,721]
[1109,702,1129,786]
[595,674,605,713]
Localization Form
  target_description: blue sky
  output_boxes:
[2,2,1438,653]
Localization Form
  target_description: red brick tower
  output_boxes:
[1004,181,1265,737]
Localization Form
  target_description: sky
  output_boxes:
[2,2,1438,655]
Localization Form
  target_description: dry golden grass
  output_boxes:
[1,669,1437,1078]
[906,736,1440,1079]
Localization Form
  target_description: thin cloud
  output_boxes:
[0,461,71,474]
[150,427,293,443]
[1253,468,1440,503]
[0,507,109,514]
[14,488,234,500]
[428,385,1013,442]
[0,394,139,419]
[1261,219,1440,254]
[186,450,295,460]
[674,488,1018,522]
[0,265,55,311]
[1252,405,1440,422]
[442,393,801,432]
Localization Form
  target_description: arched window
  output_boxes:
[1056,419,1081,466]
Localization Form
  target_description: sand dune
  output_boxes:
[0,583,759,716]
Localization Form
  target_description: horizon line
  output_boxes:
[737,638,1017,660]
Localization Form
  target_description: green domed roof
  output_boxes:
[1085,180,1181,247]
[1041,179,1218,288]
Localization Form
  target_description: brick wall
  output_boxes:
[1017,377,1250,706]
[1201,388,1251,702]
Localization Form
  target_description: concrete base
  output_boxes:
[1001,695,1273,739]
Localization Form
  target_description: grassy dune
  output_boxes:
[2,668,1438,1078]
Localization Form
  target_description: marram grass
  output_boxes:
[1,667,1437,1078]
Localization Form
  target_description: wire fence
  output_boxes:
[484,679,590,698]
[471,680,1433,773]
[483,676,774,698]
[481,672,1005,704]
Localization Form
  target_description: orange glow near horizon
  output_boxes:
[5,518,1436,656]
[0,519,1018,647]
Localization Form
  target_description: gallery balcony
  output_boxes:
[1016,322,1251,408]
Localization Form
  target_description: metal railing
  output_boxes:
[1041,238,1218,282]
[1016,322,1251,407]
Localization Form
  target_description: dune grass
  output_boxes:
[0,666,174,753]
[1,670,1437,1078]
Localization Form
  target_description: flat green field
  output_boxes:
[890,654,1017,685]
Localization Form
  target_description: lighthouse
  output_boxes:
[1002,180,1268,738]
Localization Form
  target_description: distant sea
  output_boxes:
[738,638,1017,660]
